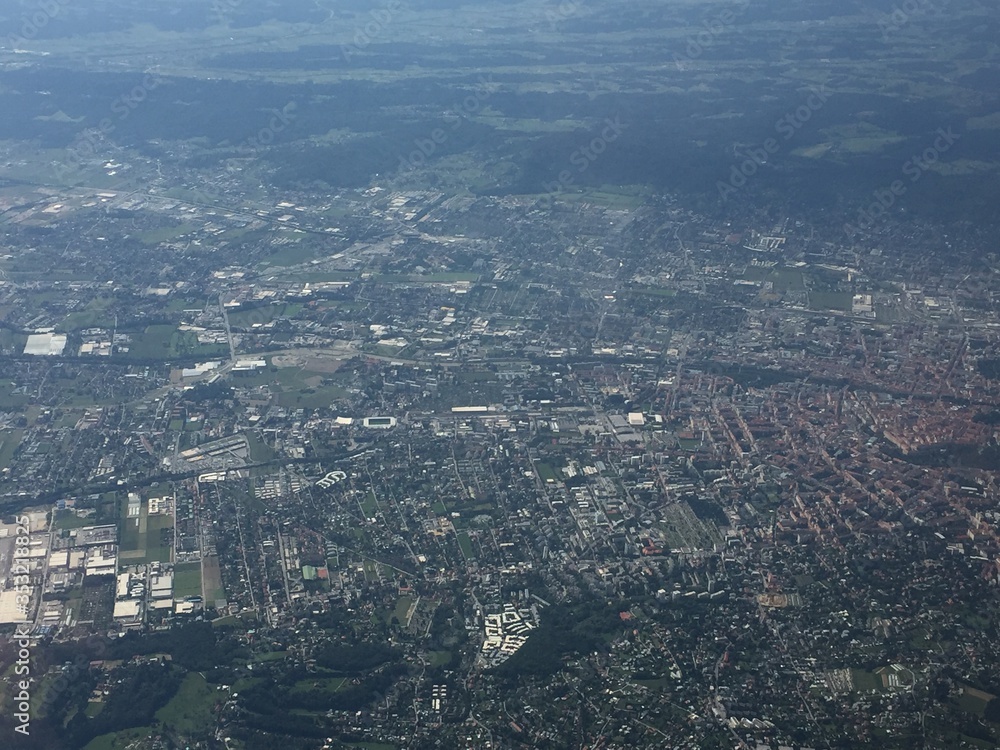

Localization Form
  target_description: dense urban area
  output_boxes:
[2,176,1000,749]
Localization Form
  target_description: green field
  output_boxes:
[290,675,347,697]
[632,286,677,298]
[202,555,225,605]
[58,295,116,331]
[0,329,28,356]
[261,238,317,267]
[228,302,303,327]
[535,462,559,482]
[254,650,289,663]
[360,491,379,519]
[851,669,884,694]
[427,650,452,667]
[119,499,173,565]
[122,325,228,361]
[53,509,97,530]
[83,727,152,750]
[245,431,276,462]
[137,223,197,245]
[173,562,203,599]
[0,429,24,470]
[457,531,475,560]
[956,685,996,717]
[795,123,906,157]
[213,612,257,628]
[119,511,141,554]
[769,269,806,292]
[809,291,853,312]
[154,672,218,735]
[235,365,349,409]
[81,673,218,749]
[393,596,414,626]
[163,296,207,313]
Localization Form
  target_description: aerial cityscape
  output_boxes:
[1,0,1000,748]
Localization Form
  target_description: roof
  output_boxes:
[113,600,141,619]
[24,333,67,356]
[0,590,29,624]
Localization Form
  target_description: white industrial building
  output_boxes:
[23,332,67,356]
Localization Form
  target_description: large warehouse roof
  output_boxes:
[24,333,67,356]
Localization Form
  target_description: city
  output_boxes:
[1,0,1000,748]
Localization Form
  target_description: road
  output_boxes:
[219,294,236,364]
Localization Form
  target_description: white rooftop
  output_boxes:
[24,333,67,356]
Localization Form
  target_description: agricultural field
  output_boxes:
[173,562,203,600]
[231,364,349,409]
[122,325,228,361]
[137,223,198,245]
[52,509,97,530]
[201,555,225,606]
[118,498,173,565]
[57,295,117,331]
[227,302,303,328]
